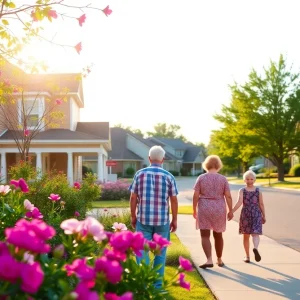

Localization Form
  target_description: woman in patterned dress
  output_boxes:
[193,155,234,268]
[232,170,266,263]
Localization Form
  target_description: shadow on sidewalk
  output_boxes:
[204,264,300,299]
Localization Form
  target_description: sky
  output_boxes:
[20,0,300,145]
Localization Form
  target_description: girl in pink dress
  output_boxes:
[232,170,266,263]
[193,155,233,268]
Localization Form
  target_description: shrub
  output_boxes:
[169,170,179,176]
[100,180,131,200]
[289,164,300,176]
[126,167,135,177]
[8,159,36,182]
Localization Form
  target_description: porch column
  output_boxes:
[97,152,104,182]
[193,163,195,176]
[0,152,7,183]
[36,152,42,177]
[67,152,74,185]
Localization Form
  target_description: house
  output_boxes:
[101,127,205,177]
[0,59,111,184]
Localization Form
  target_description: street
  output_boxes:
[176,177,300,252]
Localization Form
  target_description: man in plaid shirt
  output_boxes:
[129,145,178,289]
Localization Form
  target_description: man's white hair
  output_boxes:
[243,170,256,180]
[149,145,165,161]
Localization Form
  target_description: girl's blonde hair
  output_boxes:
[202,155,223,172]
[243,170,256,180]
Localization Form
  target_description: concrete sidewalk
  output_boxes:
[175,214,300,300]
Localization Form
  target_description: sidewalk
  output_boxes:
[175,214,300,300]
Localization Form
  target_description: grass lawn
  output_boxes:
[165,234,214,299]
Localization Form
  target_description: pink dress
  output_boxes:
[193,173,230,232]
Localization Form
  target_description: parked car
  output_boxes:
[249,164,264,173]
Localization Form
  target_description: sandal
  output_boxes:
[253,248,261,262]
[243,257,250,263]
[199,263,214,269]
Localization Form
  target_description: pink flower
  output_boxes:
[48,10,57,19]
[0,242,10,256]
[20,262,44,294]
[10,178,29,193]
[75,42,82,54]
[74,282,99,300]
[31,10,38,21]
[53,244,65,258]
[0,184,11,195]
[80,217,107,241]
[60,218,81,234]
[23,252,35,264]
[55,98,62,105]
[77,14,86,26]
[179,256,193,272]
[13,87,19,93]
[103,249,126,262]
[104,292,133,300]
[48,193,61,201]
[153,233,171,249]
[24,199,34,211]
[24,129,29,137]
[0,254,21,282]
[5,219,55,253]
[178,273,190,291]
[4,79,10,86]
[74,211,80,217]
[74,182,81,189]
[25,207,43,219]
[112,222,127,232]
[103,5,112,16]
[65,258,96,282]
[95,257,123,284]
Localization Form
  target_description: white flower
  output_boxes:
[0,185,11,195]
[112,222,128,232]
[24,199,34,211]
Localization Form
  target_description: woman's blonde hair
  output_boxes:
[202,155,223,171]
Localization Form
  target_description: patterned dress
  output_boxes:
[239,187,262,235]
[193,173,230,232]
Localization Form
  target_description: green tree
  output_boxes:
[220,55,300,181]
[147,123,187,141]
[114,123,144,137]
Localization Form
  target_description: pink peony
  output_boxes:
[104,292,133,300]
[153,233,171,249]
[74,182,81,189]
[178,273,190,291]
[24,199,34,211]
[48,193,61,201]
[25,207,43,219]
[112,222,127,232]
[60,218,81,234]
[179,256,193,272]
[95,257,123,284]
[74,282,99,300]
[10,178,29,193]
[20,262,44,294]
[0,184,11,195]
[65,258,96,282]
[0,254,21,282]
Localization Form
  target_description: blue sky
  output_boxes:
[21,0,300,145]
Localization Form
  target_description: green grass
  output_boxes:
[165,234,214,300]
[92,200,129,208]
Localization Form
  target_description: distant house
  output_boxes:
[0,60,111,184]
[103,128,205,177]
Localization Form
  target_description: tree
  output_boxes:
[113,123,144,138]
[219,55,300,181]
[147,123,187,141]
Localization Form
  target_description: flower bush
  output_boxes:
[0,179,192,299]
[100,180,131,200]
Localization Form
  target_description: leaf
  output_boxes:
[8,2,16,8]
[2,19,9,26]
[4,203,14,213]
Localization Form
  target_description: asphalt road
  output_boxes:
[176,177,300,252]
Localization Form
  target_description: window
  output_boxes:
[19,97,44,128]
[175,150,184,158]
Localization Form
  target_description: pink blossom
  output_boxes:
[47,10,57,19]
[48,193,61,201]
[55,98,62,105]
[103,5,112,16]
[75,42,82,54]
[74,182,81,189]
[104,292,133,300]
[103,249,126,262]
[153,233,171,249]
[10,178,29,193]
[5,219,55,253]
[13,87,19,93]
[147,240,157,251]
[31,10,38,21]
[20,262,44,294]
[60,218,81,234]
[23,252,35,264]
[109,231,133,253]
[77,14,86,26]
[179,256,193,272]
[25,207,43,219]
[53,244,65,258]
[0,254,21,282]
[4,79,10,86]
[178,273,190,291]
[74,282,99,300]
[24,199,34,211]
[0,185,11,195]
[112,222,127,232]
[95,257,123,284]
[0,242,10,256]
[65,258,96,282]
[24,129,29,137]
[74,211,80,217]
[79,217,107,241]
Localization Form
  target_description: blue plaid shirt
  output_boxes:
[129,163,178,226]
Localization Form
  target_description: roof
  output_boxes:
[108,128,144,160]
[76,122,110,140]
[1,58,83,105]
[148,137,189,150]
[182,146,202,162]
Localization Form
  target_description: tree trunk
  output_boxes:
[277,161,285,182]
